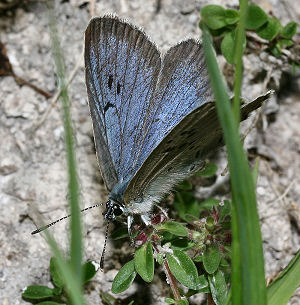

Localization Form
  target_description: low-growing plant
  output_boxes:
[200,4,299,64]
[110,164,232,305]
[22,258,98,305]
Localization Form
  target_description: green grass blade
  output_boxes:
[202,25,267,305]
[44,231,87,305]
[232,0,248,125]
[267,249,300,305]
[47,0,82,281]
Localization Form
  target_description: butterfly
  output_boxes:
[31,15,270,269]
[85,14,269,235]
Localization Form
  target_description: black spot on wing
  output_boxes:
[104,102,114,113]
[189,164,196,171]
[117,82,121,95]
[108,75,113,89]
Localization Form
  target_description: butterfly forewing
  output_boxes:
[85,16,161,190]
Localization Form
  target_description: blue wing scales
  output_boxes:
[85,16,161,190]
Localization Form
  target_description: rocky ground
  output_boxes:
[0,0,299,304]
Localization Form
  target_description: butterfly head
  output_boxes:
[103,200,125,221]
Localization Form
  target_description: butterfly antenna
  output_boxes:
[31,202,106,235]
[100,221,110,271]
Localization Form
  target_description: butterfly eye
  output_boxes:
[113,205,123,216]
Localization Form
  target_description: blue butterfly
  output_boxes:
[31,15,270,268]
[85,15,268,234]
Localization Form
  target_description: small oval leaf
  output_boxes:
[166,250,200,290]
[221,31,235,64]
[198,274,209,292]
[22,286,56,300]
[156,221,188,237]
[50,257,64,288]
[36,301,61,305]
[178,299,189,305]
[208,270,228,305]
[177,179,193,190]
[201,5,227,30]
[245,5,268,30]
[112,260,136,294]
[203,244,222,274]
[83,261,99,283]
[257,17,281,41]
[134,242,154,283]
[281,21,298,39]
[196,162,217,177]
[165,298,176,304]
[224,9,239,25]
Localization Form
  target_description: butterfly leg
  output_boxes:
[127,215,134,239]
[153,203,169,218]
[141,214,151,226]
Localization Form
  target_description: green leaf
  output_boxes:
[83,261,99,283]
[174,192,200,221]
[267,249,300,305]
[199,198,220,211]
[165,298,176,304]
[111,260,136,294]
[22,286,56,300]
[203,244,222,274]
[208,27,232,37]
[166,250,200,290]
[281,21,298,39]
[221,31,236,64]
[201,5,227,30]
[100,291,116,305]
[134,242,154,283]
[50,257,64,288]
[277,39,294,48]
[178,299,189,305]
[219,200,231,221]
[35,301,61,305]
[224,9,239,25]
[270,45,282,57]
[198,274,209,291]
[155,221,188,237]
[196,162,217,177]
[245,5,268,30]
[208,270,228,305]
[127,301,134,305]
[257,17,281,41]
[177,179,193,190]
[170,238,195,251]
[111,226,129,240]
[193,255,202,262]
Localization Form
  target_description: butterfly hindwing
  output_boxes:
[123,40,215,203]
[127,40,214,176]
[124,91,272,204]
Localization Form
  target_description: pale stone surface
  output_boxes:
[0,0,299,304]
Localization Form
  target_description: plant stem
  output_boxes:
[163,259,181,302]
[207,293,215,305]
[153,245,181,301]
[232,0,248,126]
